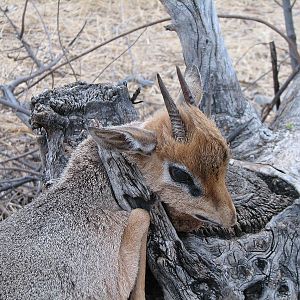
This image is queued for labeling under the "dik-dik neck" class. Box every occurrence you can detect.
[56,137,121,212]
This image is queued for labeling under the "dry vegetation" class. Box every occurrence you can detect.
[0,0,299,218]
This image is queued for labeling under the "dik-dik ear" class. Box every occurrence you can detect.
[89,125,157,155]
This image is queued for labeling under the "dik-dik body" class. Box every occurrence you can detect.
[0,67,236,299]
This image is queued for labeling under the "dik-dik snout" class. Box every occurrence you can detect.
[89,67,237,232]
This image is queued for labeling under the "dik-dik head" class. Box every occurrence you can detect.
[89,67,236,232]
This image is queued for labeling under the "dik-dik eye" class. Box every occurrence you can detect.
[168,165,193,185]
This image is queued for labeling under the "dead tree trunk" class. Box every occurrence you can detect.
[145,1,300,299]
[29,1,300,299]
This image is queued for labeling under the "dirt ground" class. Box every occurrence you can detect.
[0,0,299,217]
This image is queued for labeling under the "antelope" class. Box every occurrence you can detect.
[0,66,236,300]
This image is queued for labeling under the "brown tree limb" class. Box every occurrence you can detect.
[269,41,281,109]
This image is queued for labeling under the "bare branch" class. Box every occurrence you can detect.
[218,14,300,64]
[93,28,147,83]
[0,5,42,68]
[19,0,29,40]
[0,97,30,115]
[242,56,289,92]
[0,167,41,176]
[8,54,63,91]
[0,176,39,193]
[68,19,87,47]
[30,0,54,60]
[274,0,283,7]
[0,149,38,165]
[262,64,300,122]
[0,85,30,125]
[22,18,171,90]
[234,42,268,67]
[291,0,297,8]
[56,0,77,81]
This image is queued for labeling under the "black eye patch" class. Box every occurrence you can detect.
[189,186,203,197]
[168,165,193,185]
[168,165,203,197]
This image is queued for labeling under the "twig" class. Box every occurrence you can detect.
[8,55,63,91]
[0,149,38,164]
[23,18,171,90]
[262,65,300,122]
[68,20,87,47]
[56,0,77,81]
[0,151,39,171]
[269,41,281,109]
[92,28,147,83]
[0,167,41,176]
[242,56,289,92]
[218,14,300,64]
[274,0,283,7]
[22,12,300,91]
[14,21,88,96]
[19,0,29,39]
[130,87,142,104]
[0,176,39,193]
[234,42,268,67]
[0,5,42,68]
[30,0,54,60]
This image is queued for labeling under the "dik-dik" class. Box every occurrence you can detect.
[0,67,236,300]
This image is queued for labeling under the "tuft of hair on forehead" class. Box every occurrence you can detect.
[144,103,229,178]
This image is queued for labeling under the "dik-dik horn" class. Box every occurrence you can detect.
[90,66,237,231]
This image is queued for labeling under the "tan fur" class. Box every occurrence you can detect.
[130,103,236,231]
[0,138,149,300]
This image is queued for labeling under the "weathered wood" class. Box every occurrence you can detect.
[143,0,300,298]
[147,163,299,299]
[31,81,138,183]
[159,0,274,160]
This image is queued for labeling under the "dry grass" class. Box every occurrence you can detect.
[0,0,299,216]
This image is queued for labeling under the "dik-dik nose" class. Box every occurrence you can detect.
[223,205,237,228]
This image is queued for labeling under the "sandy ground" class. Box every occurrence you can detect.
[0,0,299,216]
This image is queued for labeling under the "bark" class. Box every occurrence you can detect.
[30,81,138,183]
[282,0,299,71]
